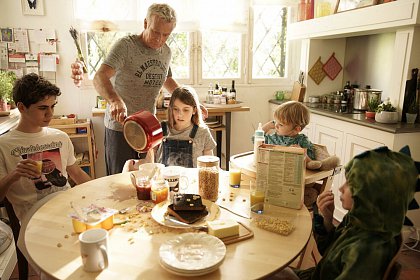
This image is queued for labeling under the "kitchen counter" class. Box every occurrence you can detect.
[0,109,20,135]
[269,100,420,134]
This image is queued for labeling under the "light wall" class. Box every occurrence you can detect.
[1,0,283,177]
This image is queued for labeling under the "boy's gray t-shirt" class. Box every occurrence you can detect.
[103,34,172,131]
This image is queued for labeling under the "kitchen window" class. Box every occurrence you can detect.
[74,0,294,86]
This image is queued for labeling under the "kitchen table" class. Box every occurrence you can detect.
[24,169,312,279]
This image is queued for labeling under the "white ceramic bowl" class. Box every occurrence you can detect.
[130,163,165,187]
[375,111,398,124]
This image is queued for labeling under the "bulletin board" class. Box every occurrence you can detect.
[0,27,59,82]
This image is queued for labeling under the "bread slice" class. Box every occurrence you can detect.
[172,194,206,211]
[167,204,208,224]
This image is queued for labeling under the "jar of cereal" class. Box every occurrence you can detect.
[197,156,219,202]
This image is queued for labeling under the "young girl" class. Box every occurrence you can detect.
[124,86,216,171]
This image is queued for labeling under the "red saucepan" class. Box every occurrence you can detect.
[123,110,163,153]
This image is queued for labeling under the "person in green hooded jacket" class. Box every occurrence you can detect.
[271,146,418,280]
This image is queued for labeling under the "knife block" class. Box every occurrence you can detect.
[291,81,306,102]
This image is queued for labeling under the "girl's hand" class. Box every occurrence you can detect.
[122,159,147,172]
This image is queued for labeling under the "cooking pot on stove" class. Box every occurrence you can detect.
[353,88,382,111]
[123,110,163,153]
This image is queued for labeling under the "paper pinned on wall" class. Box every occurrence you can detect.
[9,29,30,53]
[0,42,8,69]
[39,54,57,72]
[25,53,38,67]
[28,29,57,53]
[9,68,24,78]
[26,67,39,75]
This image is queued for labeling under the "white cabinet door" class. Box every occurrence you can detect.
[344,134,385,164]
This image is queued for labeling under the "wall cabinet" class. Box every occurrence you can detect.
[49,119,96,178]
[289,0,420,116]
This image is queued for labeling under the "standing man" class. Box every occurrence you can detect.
[73,3,179,175]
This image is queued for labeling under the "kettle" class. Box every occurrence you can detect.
[123,110,163,153]
[353,88,382,111]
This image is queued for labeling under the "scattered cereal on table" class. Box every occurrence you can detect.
[82,196,85,199]
[222,198,226,201]
[229,199,233,201]
[57,243,62,248]
[243,199,246,202]
[64,235,69,239]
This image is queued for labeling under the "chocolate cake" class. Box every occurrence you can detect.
[172,194,206,211]
[167,204,208,224]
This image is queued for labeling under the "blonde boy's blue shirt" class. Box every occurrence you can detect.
[264,133,316,160]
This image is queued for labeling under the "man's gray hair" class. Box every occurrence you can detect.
[146,3,177,23]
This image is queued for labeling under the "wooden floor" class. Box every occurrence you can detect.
[8,242,420,279]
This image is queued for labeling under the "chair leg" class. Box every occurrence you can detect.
[16,246,29,280]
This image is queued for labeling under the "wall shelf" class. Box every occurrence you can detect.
[289,0,419,40]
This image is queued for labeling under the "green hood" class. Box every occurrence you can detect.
[345,147,417,236]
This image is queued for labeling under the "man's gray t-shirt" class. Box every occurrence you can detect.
[103,34,172,131]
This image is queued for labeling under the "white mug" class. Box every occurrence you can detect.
[79,228,109,272]
[162,166,189,202]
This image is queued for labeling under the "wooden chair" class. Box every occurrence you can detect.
[3,198,28,280]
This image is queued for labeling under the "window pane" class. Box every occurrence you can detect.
[86,32,129,79]
[252,6,288,79]
[202,31,241,79]
[167,32,190,79]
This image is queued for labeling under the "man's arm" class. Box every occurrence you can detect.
[93,64,127,123]
[66,164,91,185]
[163,76,180,93]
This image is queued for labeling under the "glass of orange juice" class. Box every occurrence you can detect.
[27,152,43,177]
[250,180,265,214]
[229,169,241,188]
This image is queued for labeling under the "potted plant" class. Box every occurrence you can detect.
[406,101,418,124]
[375,98,398,123]
[0,70,16,111]
[366,97,380,118]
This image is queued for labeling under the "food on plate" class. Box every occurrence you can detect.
[207,219,239,239]
[166,198,208,224]
[172,194,206,211]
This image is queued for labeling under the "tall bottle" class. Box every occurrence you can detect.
[228,80,237,104]
[343,81,351,102]
[298,0,306,21]
[253,123,265,166]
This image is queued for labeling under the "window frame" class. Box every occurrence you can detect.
[78,3,298,88]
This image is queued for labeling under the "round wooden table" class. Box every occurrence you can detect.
[24,169,312,279]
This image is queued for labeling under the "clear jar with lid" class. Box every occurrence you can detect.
[197,156,219,202]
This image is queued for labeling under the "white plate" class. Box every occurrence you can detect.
[151,199,220,228]
[159,233,226,271]
[160,259,221,277]
[203,101,243,108]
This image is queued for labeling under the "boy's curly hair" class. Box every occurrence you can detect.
[13,73,61,107]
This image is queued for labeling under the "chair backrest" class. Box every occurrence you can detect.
[3,198,28,280]
[382,234,403,280]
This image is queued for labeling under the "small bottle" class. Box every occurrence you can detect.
[305,0,314,20]
[221,87,227,104]
[253,123,265,166]
[298,0,306,21]
[207,83,214,104]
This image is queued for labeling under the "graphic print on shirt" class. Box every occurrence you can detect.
[134,59,167,87]
[23,147,67,191]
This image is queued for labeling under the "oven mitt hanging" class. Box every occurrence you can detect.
[322,52,342,80]
[308,56,326,85]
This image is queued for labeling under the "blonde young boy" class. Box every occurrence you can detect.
[261,101,326,169]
